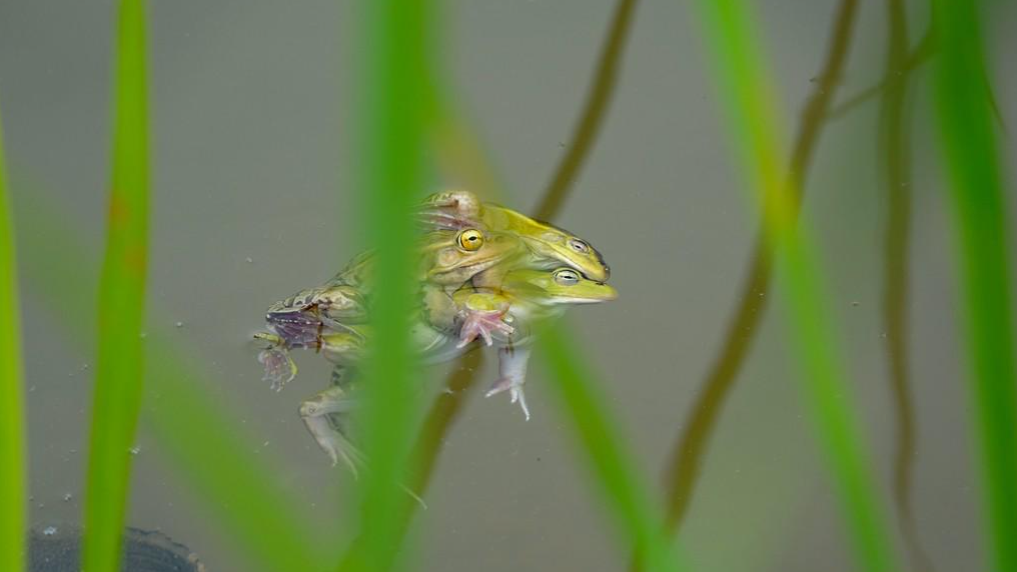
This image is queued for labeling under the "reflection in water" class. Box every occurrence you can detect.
[879,2,933,570]
[658,0,859,535]
[534,0,640,221]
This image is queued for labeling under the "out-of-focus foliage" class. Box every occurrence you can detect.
[688,0,897,569]
[0,105,27,572]
[540,323,684,572]
[342,0,431,571]
[14,187,332,572]
[82,1,152,571]
[1,0,1014,571]
[932,0,1017,569]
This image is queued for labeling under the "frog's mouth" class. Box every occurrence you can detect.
[468,257,505,274]
[553,296,614,304]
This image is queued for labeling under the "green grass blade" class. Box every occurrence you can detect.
[427,95,684,571]
[931,1,1017,569]
[142,345,335,572]
[688,0,897,569]
[82,0,150,570]
[344,1,431,571]
[0,106,27,572]
[12,185,330,572]
[539,323,683,572]
[661,0,858,534]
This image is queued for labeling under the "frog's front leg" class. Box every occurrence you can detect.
[455,291,515,348]
[254,332,298,391]
[485,344,532,420]
[299,371,365,475]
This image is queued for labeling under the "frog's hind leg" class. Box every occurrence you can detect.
[300,367,365,475]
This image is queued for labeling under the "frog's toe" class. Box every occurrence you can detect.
[258,348,297,391]
[300,385,366,476]
[457,310,514,348]
[510,387,531,421]
[485,377,530,421]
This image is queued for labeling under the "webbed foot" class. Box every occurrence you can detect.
[457,308,514,348]
[485,377,530,421]
[258,346,297,391]
[300,385,365,475]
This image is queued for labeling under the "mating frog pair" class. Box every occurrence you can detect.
[254,190,614,471]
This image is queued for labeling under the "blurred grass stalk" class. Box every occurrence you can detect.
[689,1,897,570]
[539,323,684,572]
[931,1,1017,570]
[0,108,27,572]
[346,0,431,570]
[428,86,684,571]
[82,0,150,571]
[16,186,332,572]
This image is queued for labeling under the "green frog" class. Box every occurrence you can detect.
[257,227,521,390]
[453,267,617,419]
[417,189,611,283]
[294,266,616,470]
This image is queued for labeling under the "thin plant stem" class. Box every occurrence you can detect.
[829,28,935,119]
[660,0,858,535]
[689,0,897,568]
[82,1,151,571]
[878,1,934,569]
[0,105,27,572]
[534,0,640,220]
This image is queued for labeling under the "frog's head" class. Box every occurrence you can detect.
[518,225,610,283]
[423,228,521,285]
[504,267,617,305]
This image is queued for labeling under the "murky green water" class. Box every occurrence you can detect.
[3,0,1016,570]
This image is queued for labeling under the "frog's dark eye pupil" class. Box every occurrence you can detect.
[555,269,579,284]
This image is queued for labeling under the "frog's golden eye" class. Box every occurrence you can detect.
[457,229,485,251]
[553,268,581,286]
[568,238,590,254]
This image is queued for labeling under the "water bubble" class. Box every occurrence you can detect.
[43,526,57,536]
[246,257,254,264]
[129,446,141,456]
[175,321,184,328]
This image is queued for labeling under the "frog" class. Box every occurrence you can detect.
[293,266,616,470]
[256,227,521,390]
[453,267,617,419]
[417,189,611,283]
